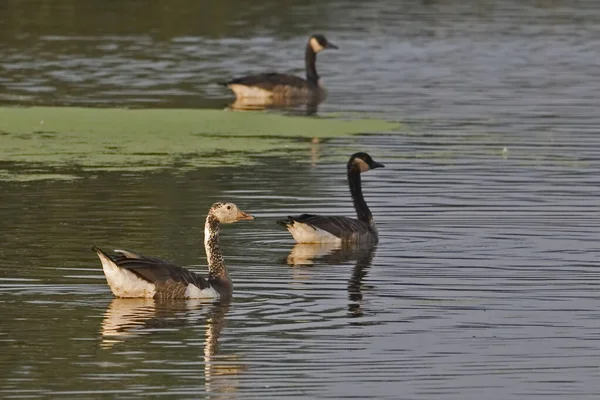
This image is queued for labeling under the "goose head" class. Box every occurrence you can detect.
[309,34,338,53]
[348,152,385,173]
[209,202,254,223]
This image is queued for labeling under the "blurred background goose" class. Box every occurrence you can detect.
[93,202,253,299]
[222,34,338,104]
[278,152,384,243]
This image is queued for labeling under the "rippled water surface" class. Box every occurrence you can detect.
[2,0,600,399]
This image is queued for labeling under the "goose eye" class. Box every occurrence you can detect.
[227,205,231,210]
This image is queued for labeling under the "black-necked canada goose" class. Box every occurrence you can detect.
[278,152,384,243]
[93,202,254,299]
[222,34,338,101]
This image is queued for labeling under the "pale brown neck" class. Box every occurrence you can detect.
[204,215,230,282]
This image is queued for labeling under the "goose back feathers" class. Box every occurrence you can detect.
[94,247,215,299]
[277,214,374,243]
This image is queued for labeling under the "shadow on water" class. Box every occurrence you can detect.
[346,245,377,318]
[101,298,215,348]
[101,298,243,395]
[283,242,378,318]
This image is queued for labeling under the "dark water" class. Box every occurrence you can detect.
[2,1,600,399]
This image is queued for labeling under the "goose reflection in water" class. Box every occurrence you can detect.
[227,97,320,116]
[100,299,243,396]
[284,242,377,317]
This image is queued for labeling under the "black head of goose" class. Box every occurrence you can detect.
[93,202,254,300]
[277,152,384,243]
[221,34,338,101]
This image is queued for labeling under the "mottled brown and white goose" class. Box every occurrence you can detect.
[222,34,338,101]
[93,202,254,299]
[278,152,384,244]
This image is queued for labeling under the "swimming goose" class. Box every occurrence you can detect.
[278,152,384,243]
[93,202,254,299]
[222,34,338,101]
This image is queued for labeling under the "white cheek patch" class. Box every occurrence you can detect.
[309,37,325,53]
[353,158,370,173]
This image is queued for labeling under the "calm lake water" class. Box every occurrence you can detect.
[2,0,600,398]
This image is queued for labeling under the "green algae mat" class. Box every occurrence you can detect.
[0,107,399,180]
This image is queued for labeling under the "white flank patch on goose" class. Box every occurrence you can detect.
[184,284,219,299]
[288,223,342,244]
[229,84,273,99]
[97,253,156,298]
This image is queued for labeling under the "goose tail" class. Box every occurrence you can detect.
[277,216,295,227]
[92,246,115,265]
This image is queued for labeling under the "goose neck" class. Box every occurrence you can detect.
[204,215,230,282]
[347,169,372,223]
[305,43,319,85]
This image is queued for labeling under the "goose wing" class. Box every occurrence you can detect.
[280,214,372,240]
[225,73,310,90]
[96,247,211,293]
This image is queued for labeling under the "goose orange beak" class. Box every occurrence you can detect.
[236,210,254,221]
